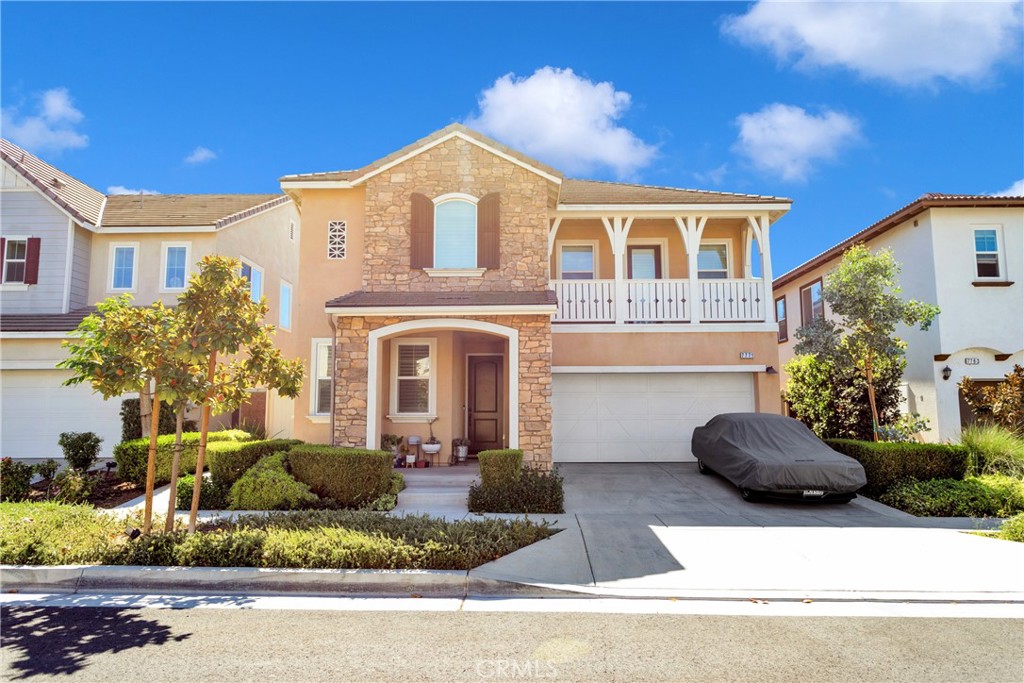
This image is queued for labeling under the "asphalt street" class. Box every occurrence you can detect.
[2,600,1021,682]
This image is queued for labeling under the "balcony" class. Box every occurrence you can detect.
[551,278,765,323]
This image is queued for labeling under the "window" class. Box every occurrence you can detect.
[434,199,477,269]
[328,221,346,259]
[390,339,435,418]
[311,339,332,416]
[161,243,190,291]
[3,239,27,283]
[559,244,596,280]
[279,280,292,331]
[697,243,729,279]
[776,296,788,343]
[240,260,263,301]
[800,279,824,324]
[973,227,1002,279]
[110,244,137,291]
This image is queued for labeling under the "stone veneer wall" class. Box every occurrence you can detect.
[361,136,552,292]
[333,314,553,468]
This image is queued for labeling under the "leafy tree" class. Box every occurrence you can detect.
[176,256,304,532]
[961,365,1024,434]
[794,245,938,440]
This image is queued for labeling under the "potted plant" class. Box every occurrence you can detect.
[422,418,442,458]
[452,438,470,464]
[400,443,415,468]
[381,433,403,458]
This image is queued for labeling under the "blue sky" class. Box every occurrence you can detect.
[2,2,1021,274]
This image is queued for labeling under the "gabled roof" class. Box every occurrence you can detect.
[558,179,789,206]
[0,138,106,226]
[101,194,286,228]
[773,193,1024,289]
[280,123,564,186]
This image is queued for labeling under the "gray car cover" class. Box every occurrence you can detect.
[692,413,867,493]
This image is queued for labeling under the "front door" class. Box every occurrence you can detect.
[627,245,663,279]
[468,355,503,454]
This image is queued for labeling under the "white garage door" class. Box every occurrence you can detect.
[1,370,123,462]
[552,372,755,462]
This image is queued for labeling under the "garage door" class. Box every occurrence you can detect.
[552,372,755,462]
[1,370,123,462]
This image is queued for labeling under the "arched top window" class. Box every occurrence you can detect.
[434,198,478,269]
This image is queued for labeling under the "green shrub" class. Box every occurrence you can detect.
[288,446,392,507]
[175,474,228,511]
[997,513,1024,543]
[207,439,303,488]
[0,502,124,565]
[389,472,405,496]
[825,439,969,495]
[52,469,92,504]
[961,423,1024,477]
[1,458,34,502]
[228,453,317,511]
[120,398,197,442]
[879,475,1024,518]
[113,430,251,485]
[469,467,565,514]
[58,432,103,472]
[478,449,523,487]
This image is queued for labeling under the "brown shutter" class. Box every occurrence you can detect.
[0,238,5,279]
[410,193,434,269]
[477,192,500,269]
[24,237,41,285]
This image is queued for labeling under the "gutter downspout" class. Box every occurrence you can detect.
[327,313,337,447]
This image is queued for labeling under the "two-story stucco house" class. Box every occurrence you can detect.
[774,193,1024,443]
[0,139,299,462]
[280,124,789,466]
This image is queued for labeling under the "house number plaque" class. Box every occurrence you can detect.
[964,358,981,366]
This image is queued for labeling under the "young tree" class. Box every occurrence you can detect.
[961,365,1024,434]
[176,256,304,532]
[794,245,938,440]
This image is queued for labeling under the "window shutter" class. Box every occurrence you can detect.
[410,193,434,269]
[477,192,500,269]
[1,238,5,277]
[24,237,41,285]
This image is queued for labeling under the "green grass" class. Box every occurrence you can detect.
[961,424,1024,477]
[0,502,556,570]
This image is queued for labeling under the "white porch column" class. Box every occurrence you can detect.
[603,216,629,324]
[743,226,754,279]
[758,215,773,323]
[683,216,707,323]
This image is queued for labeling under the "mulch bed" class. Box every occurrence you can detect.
[29,471,144,509]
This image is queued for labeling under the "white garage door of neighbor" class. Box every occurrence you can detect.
[0,370,123,462]
[552,372,756,462]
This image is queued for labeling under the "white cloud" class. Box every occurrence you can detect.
[107,185,161,195]
[993,179,1024,196]
[733,103,861,182]
[184,146,217,164]
[464,67,657,179]
[722,1,1023,86]
[0,87,88,154]
[694,163,729,186]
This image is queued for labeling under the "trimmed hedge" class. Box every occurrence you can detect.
[113,430,251,485]
[879,475,1024,518]
[175,474,228,511]
[207,439,303,488]
[998,513,1024,543]
[478,449,523,488]
[825,439,969,495]
[288,446,392,507]
[228,453,317,511]
[469,467,565,514]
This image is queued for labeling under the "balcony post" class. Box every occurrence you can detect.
[682,215,707,323]
[606,216,628,324]
[759,215,773,323]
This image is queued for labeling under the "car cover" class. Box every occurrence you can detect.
[692,413,867,493]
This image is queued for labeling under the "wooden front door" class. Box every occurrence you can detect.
[468,355,503,454]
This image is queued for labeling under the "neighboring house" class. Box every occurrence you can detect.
[774,193,1024,443]
[280,124,789,466]
[0,139,299,463]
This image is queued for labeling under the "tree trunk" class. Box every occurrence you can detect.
[865,351,880,442]
[188,352,218,533]
[142,386,161,534]
[165,405,185,532]
[139,383,153,438]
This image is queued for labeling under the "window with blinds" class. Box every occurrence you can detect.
[396,343,431,414]
[433,200,477,269]
[314,341,333,415]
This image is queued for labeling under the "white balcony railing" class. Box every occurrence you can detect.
[551,278,765,323]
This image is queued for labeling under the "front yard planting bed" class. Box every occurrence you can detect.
[0,502,556,570]
[879,475,1024,518]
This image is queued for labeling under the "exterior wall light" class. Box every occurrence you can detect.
[942,366,952,381]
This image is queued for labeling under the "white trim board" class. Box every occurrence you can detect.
[552,322,779,334]
[552,365,767,374]
[327,305,556,316]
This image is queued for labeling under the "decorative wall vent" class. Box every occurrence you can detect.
[328,220,347,259]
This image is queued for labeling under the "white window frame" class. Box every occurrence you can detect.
[108,242,139,292]
[433,193,478,270]
[557,240,600,280]
[159,241,191,293]
[279,279,292,331]
[972,225,1005,280]
[696,240,732,279]
[309,338,333,419]
[328,220,346,259]
[388,337,437,422]
[239,258,264,301]
[625,237,670,280]
[2,235,29,286]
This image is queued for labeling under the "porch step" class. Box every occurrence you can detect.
[395,491,468,508]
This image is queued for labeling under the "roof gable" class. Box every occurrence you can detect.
[0,138,105,226]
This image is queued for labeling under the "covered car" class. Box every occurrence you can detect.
[692,413,867,502]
